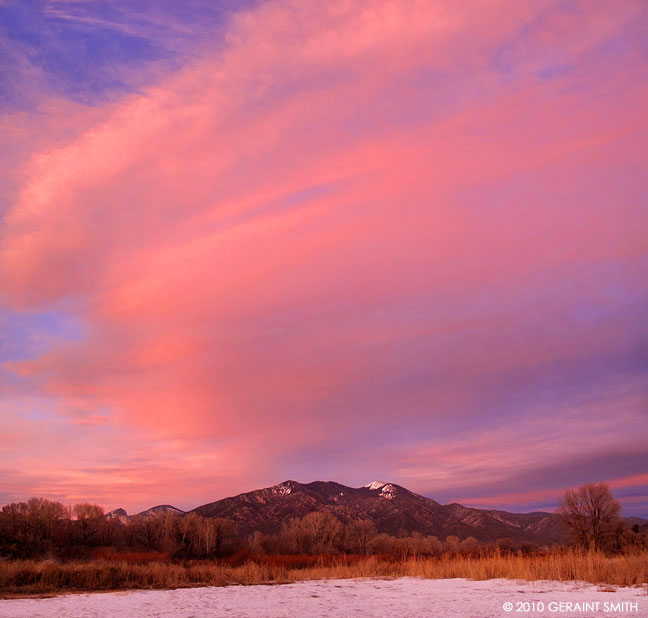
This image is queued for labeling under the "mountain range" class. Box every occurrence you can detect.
[108,480,574,544]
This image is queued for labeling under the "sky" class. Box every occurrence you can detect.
[0,0,647,517]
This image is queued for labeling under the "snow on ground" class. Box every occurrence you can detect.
[0,578,646,618]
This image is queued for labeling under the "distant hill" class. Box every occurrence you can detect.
[191,480,567,544]
[108,480,644,544]
[133,505,185,518]
[105,507,129,525]
[106,504,185,522]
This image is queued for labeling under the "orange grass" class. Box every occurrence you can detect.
[1,549,646,597]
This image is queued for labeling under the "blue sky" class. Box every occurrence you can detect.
[0,0,262,109]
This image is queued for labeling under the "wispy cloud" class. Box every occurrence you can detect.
[0,0,646,514]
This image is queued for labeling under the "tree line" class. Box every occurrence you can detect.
[0,484,645,561]
[0,501,486,560]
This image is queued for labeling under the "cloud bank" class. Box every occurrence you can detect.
[1,0,647,514]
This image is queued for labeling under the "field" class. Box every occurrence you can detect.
[0,577,646,618]
[1,550,647,597]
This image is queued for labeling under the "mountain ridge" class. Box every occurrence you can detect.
[190,479,565,543]
[106,480,647,544]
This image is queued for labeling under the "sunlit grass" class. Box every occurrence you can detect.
[1,549,646,597]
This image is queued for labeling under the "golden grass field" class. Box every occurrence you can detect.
[1,549,647,597]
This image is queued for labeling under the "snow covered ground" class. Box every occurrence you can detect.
[0,577,646,618]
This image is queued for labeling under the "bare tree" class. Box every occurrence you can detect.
[73,503,105,546]
[346,519,377,555]
[196,517,234,557]
[460,536,479,554]
[369,532,397,556]
[0,498,70,557]
[557,483,621,550]
[283,512,343,554]
[445,535,460,554]
[423,536,444,556]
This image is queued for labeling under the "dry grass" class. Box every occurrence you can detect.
[1,550,646,597]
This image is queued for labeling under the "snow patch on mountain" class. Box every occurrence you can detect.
[105,508,129,525]
[364,481,397,498]
[273,481,297,496]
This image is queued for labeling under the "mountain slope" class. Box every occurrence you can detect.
[105,505,184,522]
[134,505,185,518]
[192,480,566,544]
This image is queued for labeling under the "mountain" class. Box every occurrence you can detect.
[105,508,129,525]
[134,505,185,518]
[192,480,567,544]
[106,505,184,523]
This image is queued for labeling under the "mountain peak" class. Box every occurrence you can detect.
[106,509,128,524]
[364,481,399,499]
[135,504,185,518]
[106,507,127,517]
[364,480,389,490]
[272,480,300,496]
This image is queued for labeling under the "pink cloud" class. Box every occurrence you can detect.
[1,0,646,511]
[460,472,648,513]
